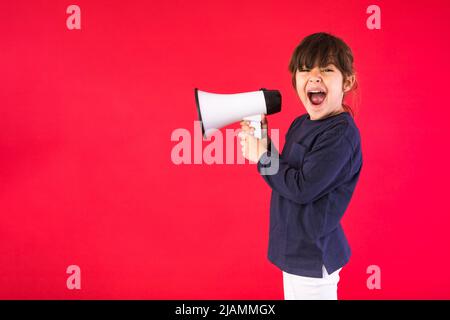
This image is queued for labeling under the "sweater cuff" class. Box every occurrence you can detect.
[257,151,273,175]
[257,138,279,175]
[258,151,272,165]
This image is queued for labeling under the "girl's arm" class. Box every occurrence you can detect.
[257,122,353,205]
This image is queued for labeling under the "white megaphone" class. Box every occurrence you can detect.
[194,88,282,139]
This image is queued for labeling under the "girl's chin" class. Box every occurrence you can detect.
[308,102,326,112]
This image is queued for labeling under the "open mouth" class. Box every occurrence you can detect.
[307,90,327,106]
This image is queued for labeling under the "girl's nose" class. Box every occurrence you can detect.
[309,77,322,83]
[308,68,322,82]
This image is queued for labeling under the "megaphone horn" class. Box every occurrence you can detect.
[194,88,282,139]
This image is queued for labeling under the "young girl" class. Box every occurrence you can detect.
[239,32,363,300]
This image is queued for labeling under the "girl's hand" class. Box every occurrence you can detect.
[238,115,268,163]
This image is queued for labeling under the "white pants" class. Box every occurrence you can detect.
[283,265,342,300]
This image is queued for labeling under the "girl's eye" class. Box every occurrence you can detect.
[323,68,333,72]
[298,69,309,72]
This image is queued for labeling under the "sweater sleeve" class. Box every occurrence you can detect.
[257,122,352,205]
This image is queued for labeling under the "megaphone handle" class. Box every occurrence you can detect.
[248,120,262,139]
[243,114,263,139]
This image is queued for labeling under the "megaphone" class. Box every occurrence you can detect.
[194,88,282,139]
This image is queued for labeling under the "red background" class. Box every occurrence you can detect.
[1,0,449,299]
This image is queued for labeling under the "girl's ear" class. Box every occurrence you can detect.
[343,75,356,93]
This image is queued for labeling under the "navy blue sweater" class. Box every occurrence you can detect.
[257,111,363,278]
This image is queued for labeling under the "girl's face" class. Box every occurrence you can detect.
[295,63,355,120]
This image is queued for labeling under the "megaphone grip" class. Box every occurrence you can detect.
[243,114,263,139]
[249,120,262,139]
